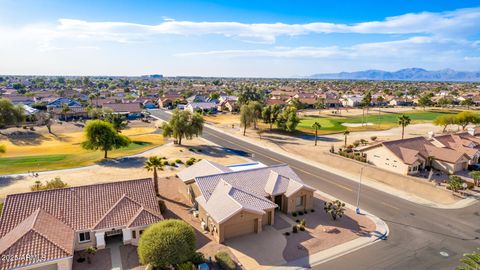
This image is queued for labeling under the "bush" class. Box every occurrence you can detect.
[295,219,300,223]
[215,251,236,270]
[311,209,315,213]
[138,220,196,269]
[175,159,183,164]
[299,226,305,231]
[299,219,306,227]
[292,212,297,217]
[303,210,307,214]
[298,211,304,216]
[292,225,298,233]
[170,161,176,166]
[284,232,290,236]
[177,261,194,270]
[163,161,169,166]
[30,177,69,191]
[191,252,205,265]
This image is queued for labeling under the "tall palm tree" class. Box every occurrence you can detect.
[144,156,163,196]
[343,130,350,147]
[398,115,411,139]
[312,122,321,146]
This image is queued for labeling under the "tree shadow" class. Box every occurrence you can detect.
[97,156,147,168]
[0,175,25,188]
[2,131,51,146]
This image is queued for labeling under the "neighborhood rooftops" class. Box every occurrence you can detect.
[177,159,232,183]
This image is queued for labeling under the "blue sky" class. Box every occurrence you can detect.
[0,0,479,77]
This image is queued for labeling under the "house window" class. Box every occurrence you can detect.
[79,232,91,243]
[132,230,136,239]
[295,196,304,207]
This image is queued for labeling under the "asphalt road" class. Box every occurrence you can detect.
[150,110,480,270]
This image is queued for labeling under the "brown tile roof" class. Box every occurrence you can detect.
[103,103,142,113]
[0,209,74,270]
[0,179,162,237]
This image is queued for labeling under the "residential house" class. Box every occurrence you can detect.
[430,129,480,165]
[50,107,89,121]
[0,179,163,270]
[176,161,315,243]
[46,98,82,109]
[157,92,184,109]
[185,102,217,113]
[217,96,239,112]
[359,137,470,175]
[341,95,364,107]
[103,103,143,119]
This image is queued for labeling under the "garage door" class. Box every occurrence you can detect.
[224,219,256,240]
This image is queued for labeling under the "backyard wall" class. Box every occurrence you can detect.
[321,152,458,204]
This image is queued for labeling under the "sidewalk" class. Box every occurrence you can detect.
[205,123,478,209]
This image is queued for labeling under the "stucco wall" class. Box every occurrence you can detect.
[286,189,314,213]
[74,231,96,251]
[219,210,261,243]
[363,146,414,175]
[322,152,458,204]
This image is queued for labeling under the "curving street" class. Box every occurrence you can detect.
[150,109,480,270]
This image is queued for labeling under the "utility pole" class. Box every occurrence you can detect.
[356,166,365,214]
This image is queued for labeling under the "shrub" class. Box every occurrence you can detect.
[163,161,169,166]
[30,177,69,191]
[292,225,298,233]
[138,220,196,269]
[170,161,176,166]
[175,159,183,164]
[295,219,300,223]
[299,226,305,231]
[191,252,205,265]
[284,232,290,236]
[177,261,194,270]
[370,136,377,141]
[298,211,304,216]
[311,209,315,213]
[292,212,297,217]
[215,251,236,270]
[299,219,306,227]
[303,210,308,214]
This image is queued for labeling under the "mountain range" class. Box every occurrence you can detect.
[308,68,480,82]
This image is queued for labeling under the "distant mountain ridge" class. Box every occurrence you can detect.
[309,68,480,82]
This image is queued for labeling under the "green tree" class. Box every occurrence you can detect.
[144,156,164,195]
[81,120,131,158]
[398,114,411,139]
[433,115,456,133]
[290,97,304,110]
[105,113,128,132]
[324,200,345,221]
[460,98,474,110]
[312,122,321,146]
[455,248,480,270]
[276,106,300,132]
[248,101,263,129]
[343,130,350,147]
[240,104,254,136]
[161,109,204,145]
[237,85,264,105]
[261,104,281,130]
[0,144,5,154]
[138,220,196,269]
[448,175,463,193]
[0,98,25,128]
[455,111,479,130]
[417,94,432,110]
[468,171,480,187]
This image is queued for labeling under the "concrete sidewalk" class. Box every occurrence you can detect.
[204,123,478,209]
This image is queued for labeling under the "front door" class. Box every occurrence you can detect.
[274,195,283,210]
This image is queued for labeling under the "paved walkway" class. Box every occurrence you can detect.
[108,239,124,270]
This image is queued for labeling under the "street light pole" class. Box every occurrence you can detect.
[356,166,365,214]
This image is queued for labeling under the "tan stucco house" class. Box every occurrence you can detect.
[360,136,470,175]
[0,179,163,270]
[177,161,315,243]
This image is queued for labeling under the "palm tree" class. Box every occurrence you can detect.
[312,122,321,146]
[343,130,350,147]
[144,156,164,196]
[455,248,479,270]
[398,115,411,139]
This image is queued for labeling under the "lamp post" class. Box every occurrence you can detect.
[356,166,365,214]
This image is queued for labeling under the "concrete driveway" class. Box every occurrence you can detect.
[225,226,287,270]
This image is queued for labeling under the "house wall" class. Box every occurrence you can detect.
[177,178,200,203]
[19,257,72,270]
[363,147,416,175]
[286,189,314,213]
[74,231,96,251]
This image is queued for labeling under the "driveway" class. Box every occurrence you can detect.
[225,226,287,270]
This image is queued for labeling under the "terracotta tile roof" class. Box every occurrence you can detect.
[0,208,74,270]
[0,179,162,236]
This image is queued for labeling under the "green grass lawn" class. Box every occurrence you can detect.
[298,110,458,134]
[0,141,154,175]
